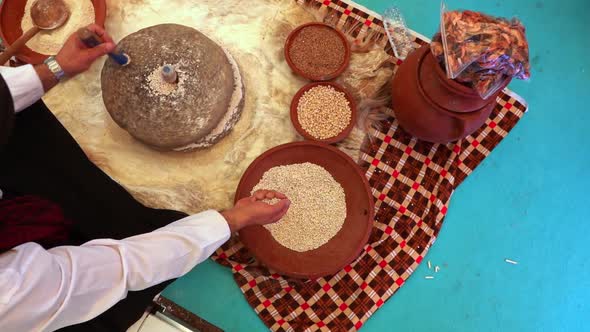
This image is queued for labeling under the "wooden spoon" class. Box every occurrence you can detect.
[0,0,70,65]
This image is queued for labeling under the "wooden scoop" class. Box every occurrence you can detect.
[0,0,70,65]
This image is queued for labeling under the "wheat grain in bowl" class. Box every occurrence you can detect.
[297,85,352,140]
[252,162,347,252]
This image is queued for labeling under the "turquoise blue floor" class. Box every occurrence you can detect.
[164,1,590,331]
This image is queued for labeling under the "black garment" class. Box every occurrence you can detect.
[0,75,186,331]
[0,73,15,147]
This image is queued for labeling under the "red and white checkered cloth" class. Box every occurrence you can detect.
[214,1,529,331]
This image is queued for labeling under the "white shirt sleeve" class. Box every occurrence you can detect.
[0,65,44,113]
[0,210,231,332]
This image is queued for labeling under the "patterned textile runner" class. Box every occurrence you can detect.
[214,0,528,331]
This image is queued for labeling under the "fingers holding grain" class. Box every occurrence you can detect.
[252,189,287,201]
[252,163,347,252]
[253,190,271,200]
[262,199,291,224]
[266,191,287,199]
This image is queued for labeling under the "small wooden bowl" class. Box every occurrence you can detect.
[236,141,374,279]
[284,22,351,81]
[0,0,107,64]
[290,81,357,144]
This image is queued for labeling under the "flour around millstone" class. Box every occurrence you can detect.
[173,46,244,151]
[146,63,187,99]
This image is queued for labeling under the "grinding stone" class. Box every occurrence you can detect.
[101,24,244,150]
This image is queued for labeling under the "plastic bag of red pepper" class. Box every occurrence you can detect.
[430,2,531,99]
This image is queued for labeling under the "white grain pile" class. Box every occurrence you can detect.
[146,65,186,98]
[297,85,352,139]
[22,0,95,55]
[253,163,347,252]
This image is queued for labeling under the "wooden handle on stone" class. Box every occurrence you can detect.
[0,26,41,65]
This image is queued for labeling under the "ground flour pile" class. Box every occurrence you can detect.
[146,64,186,98]
[252,163,347,252]
[22,0,95,54]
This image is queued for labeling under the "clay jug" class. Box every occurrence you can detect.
[391,44,510,143]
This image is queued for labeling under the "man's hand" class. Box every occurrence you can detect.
[35,24,116,92]
[55,24,116,77]
[221,190,291,233]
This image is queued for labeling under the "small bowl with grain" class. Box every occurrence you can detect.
[284,22,351,81]
[290,81,357,144]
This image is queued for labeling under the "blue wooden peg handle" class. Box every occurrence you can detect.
[77,27,130,66]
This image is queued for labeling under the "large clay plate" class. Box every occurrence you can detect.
[236,141,374,279]
[0,0,106,64]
